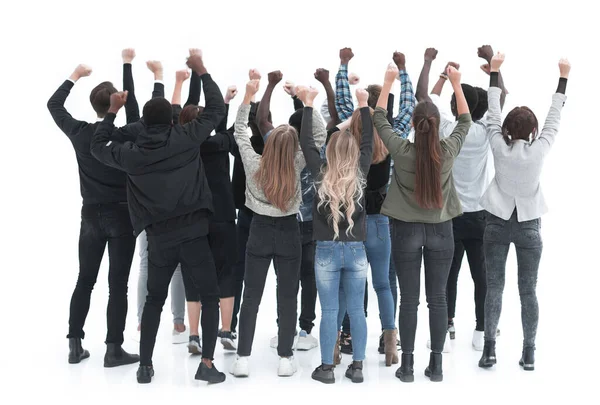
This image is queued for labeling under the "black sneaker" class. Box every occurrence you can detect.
[340,332,353,355]
[137,365,154,384]
[479,340,497,368]
[345,361,364,383]
[188,335,202,355]
[195,362,226,384]
[220,331,237,351]
[519,346,535,371]
[312,364,335,384]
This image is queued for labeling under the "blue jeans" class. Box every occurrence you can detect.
[316,241,368,364]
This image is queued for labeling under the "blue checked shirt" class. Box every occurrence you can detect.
[335,64,354,121]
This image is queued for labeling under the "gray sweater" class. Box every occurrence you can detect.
[233,104,326,217]
[480,87,566,222]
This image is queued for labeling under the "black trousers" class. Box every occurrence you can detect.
[209,220,237,298]
[231,209,253,333]
[391,219,454,354]
[67,203,136,345]
[446,211,487,331]
[140,234,220,366]
[237,214,301,357]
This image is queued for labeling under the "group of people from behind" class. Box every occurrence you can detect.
[47,44,570,385]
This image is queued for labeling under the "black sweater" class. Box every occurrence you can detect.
[301,106,374,242]
[47,80,129,205]
[90,73,225,236]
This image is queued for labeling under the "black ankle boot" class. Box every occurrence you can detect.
[424,352,443,382]
[478,339,497,368]
[395,353,414,382]
[137,365,154,384]
[312,364,335,384]
[104,343,140,368]
[345,361,364,383]
[519,346,535,371]
[195,362,226,383]
[68,338,90,364]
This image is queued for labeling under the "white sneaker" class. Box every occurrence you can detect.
[296,330,318,351]
[230,356,250,377]
[427,331,452,353]
[172,328,188,345]
[270,332,298,349]
[472,330,485,351]
[277,356,297,377]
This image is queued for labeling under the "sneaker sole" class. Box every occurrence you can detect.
[137,370,154,384]
[296,342,317,351]
[345,373,364,383]
[104,357,140,368]
[312,376,335,384]
[519,361,534,371]
[188,345,202,355]
[478,359,496,368]
[221,339,236,351]
[396,373,414,383]
[424,369,443,382]
[68,351,90,364]
[195,373,226,383]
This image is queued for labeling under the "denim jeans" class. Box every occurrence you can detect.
[316,241,368,364]
[237,214,301,358]
[389,222,399,321]
[67,203,136,345]
[446,211,487,331]
[484,210,542,347]
[231,209,253,333]
[391,219,454,354]
[137,230,185,325]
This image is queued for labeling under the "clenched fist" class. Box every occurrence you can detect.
[384,63,399,84]
[186,54,207,75]
[176,69,190,82]
[122,48,136,64]
[225,85,238,103]
[393,51,406,70]
[146,60,163,74]
[356,88,368,107]
[296,85,319,106]
[340,47,354,65]
[268,71,283,86]
[245,79,260,97]
[446,66,461,85]
[477,45,494,63]
[70,64,92,81]
[490,52,505,72]
[249,69,261,80]
[314,68,329,84]
[424,48,438,62]
[189,48,202,57]
[109,91,128,112]
[349,73,360,85]
[283,81,297,97]
[559,58,571,78]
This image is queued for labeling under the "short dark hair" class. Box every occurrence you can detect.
[142,98,173,126]
[90,82,117,117]
[471,87,488,121]
[502,106,538,145]
[179,105,205,125]
[366,84,382,109]
[288,109,303,134]
[451,84,479,118]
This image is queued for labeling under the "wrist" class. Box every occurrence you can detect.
[108,107,120,114]
[560,74,569,79]
[397,65,406,71]
[358,102,368,108]
[304,101,314,108]
[154,72,164,81]
[123,60,133,64]
[69,73,80,82]
[243,94,254,105]
[196,67,208,76]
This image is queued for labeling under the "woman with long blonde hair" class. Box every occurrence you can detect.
[230,79,327,378]
[297,86,373,384]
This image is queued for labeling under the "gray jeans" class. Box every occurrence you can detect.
[137,231,186,325]
[483,211,542,347]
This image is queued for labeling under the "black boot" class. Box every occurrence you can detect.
[378,332,384,354]
[104,343,140,368]
[137,365,154,384]
[395,353,414,383]
[478,339,497,368]
[519,346,535,371]
[312,364,335,384]
[424,352,443,382]
[195,362,226,383]
[345,361,364,383]
[68,338,90,364]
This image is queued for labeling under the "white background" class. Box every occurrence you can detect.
[1,0,597,403]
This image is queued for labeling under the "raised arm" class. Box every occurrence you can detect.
[184,49,203,106]
[256,71,281,136]
[375,64,410,155]
[314,68,340,127]
[284,81,304,110]
[146,61,164,99]
[171,69,191,124]
[355,89,374,174]
[122,49,140,124]
[234,80,262,168]
[47,64,91,138]
[416,48,438,103]
[478,45,508,109]
[335,48,355,121]
[216,86,237,133]
[181,54,225,144]
[441,67,472,157]
[297,86,322,179]
[392,52,416,138]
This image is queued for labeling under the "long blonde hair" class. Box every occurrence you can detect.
[317,130,366,240]
[349,107,388,164]
[254,124,299,212]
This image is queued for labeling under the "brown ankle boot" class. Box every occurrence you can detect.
[384,329,399,366]
[334,331,342,365]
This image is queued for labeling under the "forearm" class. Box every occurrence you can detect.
[358,107,374,173]
[185,71,201,106]
[323,81,340,125]
[299,106,321,178]
[199,73,225,126]
[393,71,416,138]
[123,63,140,124]
[293,96,304,111]
[377,81,393,110]
[431,77,446,96]
[216,103,230,133]
[257,84,275,136]
[172,81,184,105]
[416,60,433,102]
[335,65,354,120]
[556,77,568,95]
[452,81,469,115]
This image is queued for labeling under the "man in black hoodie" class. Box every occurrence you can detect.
[48,64,143,368]
[90,53,226,385]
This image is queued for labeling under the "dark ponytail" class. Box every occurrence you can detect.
[413,102,443,210]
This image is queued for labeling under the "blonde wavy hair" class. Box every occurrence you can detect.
[317,129,366,240]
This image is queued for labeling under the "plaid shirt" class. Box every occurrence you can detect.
[388,70,416,187]
[335,64,354,121]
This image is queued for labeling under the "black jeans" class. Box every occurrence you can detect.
[67,203,136,345]
[275,220,317,334]
[231,209,253,333]
[391,219,454,354]
[237,214,301,357]
[209,220,237,298]
[446,211,487,331]
[140,234,220,366]
[484,210,542,347]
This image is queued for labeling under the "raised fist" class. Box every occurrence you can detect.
[490,52,505,72]
[72,64,92,80]
[245,79,260,97]
[480,63,491,75]
[296,86,319,104]
[424,48,438,62]
[189,48,202,57]
[477,45,494,63]
[176,69,190,82]
[384,63,399,83]
[340,47,354,64]
[109,91,128,110]
[314,68,330,84]
[249,69,261,80]
[225,85,238,103]
[283,81,297,97]
[559,58,571,78]
[122,48,136,64]
[146,60,163,73]
[393,51,406,69]
[268,70,283,86]
[446,61,460,71]
[349,72,360,85]
[186,54,207,75]
[446,66,461,85]
[356,88,368,106]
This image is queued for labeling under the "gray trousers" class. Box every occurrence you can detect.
[137,230,186,325]
[483,210,542,348]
